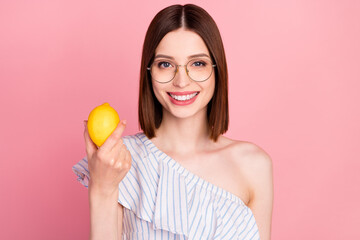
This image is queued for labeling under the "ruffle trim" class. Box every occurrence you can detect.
[72,157,89,188]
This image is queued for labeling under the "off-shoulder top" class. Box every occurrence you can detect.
[72,132,260,240]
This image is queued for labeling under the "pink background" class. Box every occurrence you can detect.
[1,0,359,239]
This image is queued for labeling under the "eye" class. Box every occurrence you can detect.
[157,61,173,69]
[191,61,207,67]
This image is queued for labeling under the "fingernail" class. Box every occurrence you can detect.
[84,121,86,127]
[122,119,127,125]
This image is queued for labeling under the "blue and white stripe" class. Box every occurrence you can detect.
[72,132,260,240]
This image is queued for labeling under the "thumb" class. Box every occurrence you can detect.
[83,120,97,158]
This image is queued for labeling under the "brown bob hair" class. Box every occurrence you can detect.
[138,4,229,141]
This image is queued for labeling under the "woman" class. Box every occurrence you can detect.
[73,4,273,240]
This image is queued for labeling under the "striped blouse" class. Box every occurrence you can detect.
[73,132,260,240]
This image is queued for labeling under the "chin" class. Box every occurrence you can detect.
[165,105,207,120]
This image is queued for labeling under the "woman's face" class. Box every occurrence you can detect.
[151,28,215,120]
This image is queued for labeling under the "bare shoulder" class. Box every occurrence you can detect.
[218,136,273,198]
[218,136,274,239]
[219,135,273,172]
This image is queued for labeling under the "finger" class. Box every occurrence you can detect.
[116,147,127,166]
[83,120,97,158]
[100,120,127,152]
[114,146,131,170]
[108,139,127,166]
[125,149,132,164]
[124,150,132,170]
[117,142,128,155]
[113,135,127,152]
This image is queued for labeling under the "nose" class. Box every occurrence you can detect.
[172,65,191,88]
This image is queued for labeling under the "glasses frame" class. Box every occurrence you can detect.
[147,58,217,84]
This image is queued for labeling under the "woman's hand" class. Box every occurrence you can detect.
[84,120,132,196]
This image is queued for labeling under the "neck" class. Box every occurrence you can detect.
[153,108,211,154]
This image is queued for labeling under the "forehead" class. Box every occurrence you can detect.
[155,29,210,59]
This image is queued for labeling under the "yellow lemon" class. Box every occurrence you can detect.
[87,103,120,147]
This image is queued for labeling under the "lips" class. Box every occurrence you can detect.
[167,91,200,105]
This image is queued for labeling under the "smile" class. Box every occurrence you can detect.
[168,92,199,101]
[167,91,200,106]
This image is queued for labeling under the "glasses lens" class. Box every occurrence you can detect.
[150,60,176,83]
[187,58,214,82]
[149,58,214,83]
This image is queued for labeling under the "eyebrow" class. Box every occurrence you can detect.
[154,53,211,60]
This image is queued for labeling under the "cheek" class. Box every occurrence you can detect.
[205,77,216,98]
[152,82,166,103]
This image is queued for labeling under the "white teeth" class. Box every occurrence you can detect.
[170,92,198,101]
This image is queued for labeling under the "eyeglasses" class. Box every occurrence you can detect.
[147,58,216,83]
